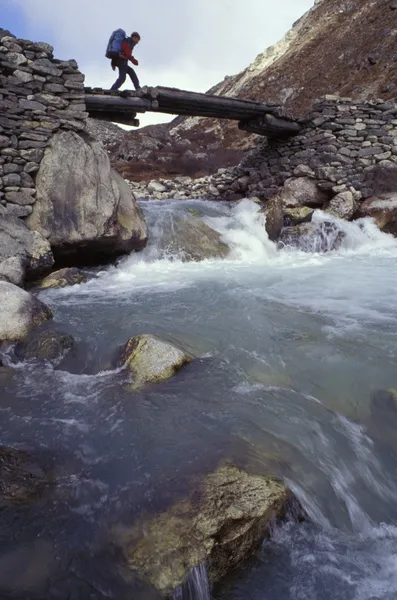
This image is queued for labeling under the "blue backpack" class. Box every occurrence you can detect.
[105,28,126,59]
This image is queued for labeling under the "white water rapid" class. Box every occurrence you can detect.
[2,199,397,600]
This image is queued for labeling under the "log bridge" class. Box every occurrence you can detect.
[84,86,302,138]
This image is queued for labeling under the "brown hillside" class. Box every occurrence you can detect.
[110,0,397,181]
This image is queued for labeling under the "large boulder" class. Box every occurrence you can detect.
[356,194,397,235]
[118,334,193,387]
[279,221,344,253]
[0,217,53,286]
[39,267,87,289]
[0,281,52,342]
[26,131,148,264]
[279,177,328,208]
[123,463,296,596]
[158,215,230,261]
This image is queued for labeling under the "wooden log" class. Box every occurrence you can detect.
[239,114,301,137]
[154,88,280,112]
[139,86,159,99]
[88,111,140,127]
[85,94,152,114]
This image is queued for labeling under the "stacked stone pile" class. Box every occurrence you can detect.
[128,96,397,207]
[0,30,88,219]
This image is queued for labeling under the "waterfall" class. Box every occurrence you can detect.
[172,564,211,600]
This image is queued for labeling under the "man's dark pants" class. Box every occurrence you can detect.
[111,58,140,90]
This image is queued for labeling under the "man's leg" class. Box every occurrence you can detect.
[110,61,128,90]
[126,66,140,90]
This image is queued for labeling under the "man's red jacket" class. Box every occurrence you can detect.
[120,39,139,66]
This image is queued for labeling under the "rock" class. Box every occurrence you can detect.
[0,446,48,506]
[261,196,284,241]
[5,203,32,218]
[123,463,296,596]
[356,194,397,235]
[293,164,315,178]
[284,206,314,224]
[39,267,87,289]
[279,177,328,208]
[371,388,397,418]
[0,217,53,286]
[118,334,193,387]
[279,221,345,253]
[159,216,230,261]
[148,181,167,194]
[326,191,356,220]
[26,131,148,264]
[0,281,52,342]
[14,322,74,362]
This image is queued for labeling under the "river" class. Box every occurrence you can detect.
[1,199,397,599]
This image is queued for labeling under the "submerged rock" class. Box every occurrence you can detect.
[26,130,148,265]
[356,194,397,236]
[279,221,344,253]
[14,322,74,362]
[118,334,193,387]
[279,177,328,209]
[122,463,297,596]
[0,446,48,505]
[39,267,87,289]
[160,215,229,261]
[0,281,52,342]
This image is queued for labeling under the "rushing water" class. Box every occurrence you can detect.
[1,199,397,599]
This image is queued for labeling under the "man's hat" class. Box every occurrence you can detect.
[131,32,141,39]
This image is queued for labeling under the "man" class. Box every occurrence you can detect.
[111,32,141,91]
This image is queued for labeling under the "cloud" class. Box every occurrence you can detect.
[12,0,314,126]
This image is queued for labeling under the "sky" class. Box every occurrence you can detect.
[1,0,314,127]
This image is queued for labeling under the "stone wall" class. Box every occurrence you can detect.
[129,96,397,207]
[0,30,87,219]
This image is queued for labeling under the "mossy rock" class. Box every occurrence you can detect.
[284,206,314,225]
[39,267,87,289]
[14,322,75,362]
[118,334,193,388]
[0,446,48,506]
[120,463,297,596]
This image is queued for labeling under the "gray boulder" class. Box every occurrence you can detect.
[26,131,148,264]
[118,334,193,387]
[0,217,53,286]
[280,177,328,208]
[0,281,52,342]
[327,191,356,220]
[356,194,397,235]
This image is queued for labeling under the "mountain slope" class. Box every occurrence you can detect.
[110,0,397,180]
